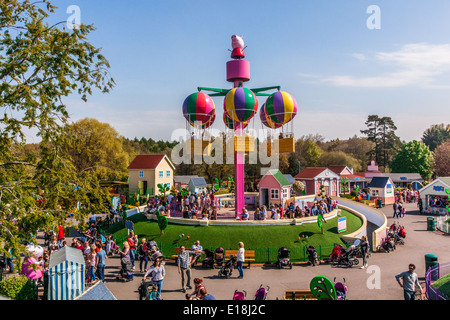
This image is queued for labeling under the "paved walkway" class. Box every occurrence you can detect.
[95,202,450,300]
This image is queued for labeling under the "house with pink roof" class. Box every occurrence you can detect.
[294,167,340,196]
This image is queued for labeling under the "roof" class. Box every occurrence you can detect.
[75,281,117,300]
[439,177,450,186]
[49,246,85,269]
[189,177,207,187]
[382,173,424,182]
[328,165,352,175]
[127,154,175,170]
[268,169,291,186]
[294,167,327,179]
[419,177,450,193]
[283,174,296,184]
[368,177,392,188]
[174,175,198,185]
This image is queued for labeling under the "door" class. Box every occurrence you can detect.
[261,188,269,207]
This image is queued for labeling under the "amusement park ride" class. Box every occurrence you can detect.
[182,35,298,216]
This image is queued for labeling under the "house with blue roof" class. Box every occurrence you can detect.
[188,177,208,194]
[368,176,396,205]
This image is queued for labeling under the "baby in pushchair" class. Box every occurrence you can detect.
[218,255,237,278]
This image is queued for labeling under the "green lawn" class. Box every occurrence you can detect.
[432,273,450,298]
[106,209,363,263]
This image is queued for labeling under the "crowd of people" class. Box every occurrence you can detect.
[144,190,219,220]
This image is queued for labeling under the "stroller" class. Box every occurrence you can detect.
[138,279,161,300]
[338,245,359,267]
[277,247,292,269]
[307,245,319,266]
[202,249,215,269]
[117,258,134,282]
[218,255,237,278]
[254,285,270,300]
[214,247,225,268]
[333,278,348,300]
[233,289,247,300]
[329,245,344,264]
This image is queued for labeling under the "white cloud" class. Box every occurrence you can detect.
[304,43,450,88]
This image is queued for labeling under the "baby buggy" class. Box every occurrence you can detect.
[214,247,224,268]
[218,255,236,278]
[329,245,344,264]
[138,279,161,300]
[233,289,247,300]
[337,245,359,267]
[277,247,292,269]
[334,278,348,300]
[254,285,270,300]
[117,258,134,282]
[307,245,319,266]
[202,249,215,269]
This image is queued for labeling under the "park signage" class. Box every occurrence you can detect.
[338,217,347,233]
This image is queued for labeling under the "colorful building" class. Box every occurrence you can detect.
[127,154,175,196]
[294,167,340,197]
[258,169,292,207]
[367,176,396,205]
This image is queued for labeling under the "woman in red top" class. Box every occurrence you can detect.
[57,225,65,248]
[187,278,207,300]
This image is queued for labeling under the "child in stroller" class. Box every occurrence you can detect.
[329,244,344,264]
[218,255,237,278]
[277,247,292,269]
[138,279,161,300]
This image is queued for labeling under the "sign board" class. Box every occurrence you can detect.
[338,217,347,233]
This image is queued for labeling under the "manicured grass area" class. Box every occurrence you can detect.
[432,273,450,298]
[106,209,363,263]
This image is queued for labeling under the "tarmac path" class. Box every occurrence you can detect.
[98,202,450,301]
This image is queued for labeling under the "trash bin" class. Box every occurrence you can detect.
[427,216,435,231]
[425,254,439,281]
[377,199,383,208]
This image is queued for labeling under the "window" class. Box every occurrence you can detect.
[166,170,170,177]
[139,171,144,178]
[159,171,163,178]
[282,188,288,198]
[271,189,279,199]
[166,183,170,188]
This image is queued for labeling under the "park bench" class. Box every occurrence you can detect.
[171,247,204,263]
[224,250,255,269]
[283,290,317,300]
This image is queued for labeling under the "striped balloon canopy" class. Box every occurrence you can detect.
[182,92,216,127]
[224,112,248,130]
[259,104,282,129]
[223,87,258,123]
[264,91,297,125]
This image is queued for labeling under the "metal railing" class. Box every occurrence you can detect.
[425,262,450,300]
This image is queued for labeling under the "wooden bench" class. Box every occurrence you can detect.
[171,247,203,262]
[224,250,255,269]
[283,290,317,300]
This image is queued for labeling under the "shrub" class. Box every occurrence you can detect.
[0,275,37,300]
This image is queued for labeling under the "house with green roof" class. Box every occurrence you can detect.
[258,169,292,208]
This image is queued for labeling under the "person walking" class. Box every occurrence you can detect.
[127,231,138,270]
[96,243,106,282]
[236,242,245,279]
[177,245,192,293]
[144,258,165,298]
[395,264,424,300]
[57,224,65,248]
[138,238,149,273]
[359,236,369,269]
[393,201,398,218]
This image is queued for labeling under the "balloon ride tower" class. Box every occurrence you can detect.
[182,35,297,217]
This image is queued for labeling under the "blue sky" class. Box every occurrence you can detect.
[40,0,450,143]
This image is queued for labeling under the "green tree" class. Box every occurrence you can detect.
[390,141,434,180]
[361,115,401,171]
[64,118,130,181]
[0,0,114,260]
[421,124,450,152]
[433,141,450,177]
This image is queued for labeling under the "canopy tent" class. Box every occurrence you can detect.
[48,246,85,300]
